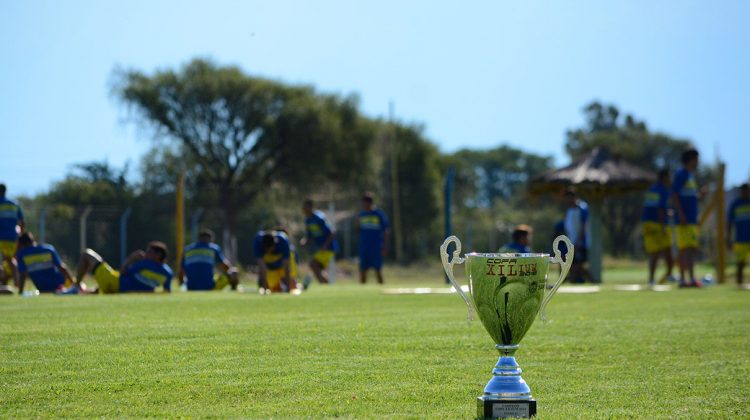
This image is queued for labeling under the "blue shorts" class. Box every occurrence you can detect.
[359,248,383,270]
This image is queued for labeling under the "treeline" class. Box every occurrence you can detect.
[16,59,708,267]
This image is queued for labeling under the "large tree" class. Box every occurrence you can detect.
[115,59,373,244]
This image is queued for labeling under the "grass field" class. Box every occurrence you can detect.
[1,262,749,418]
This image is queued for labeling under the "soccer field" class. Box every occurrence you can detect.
[1,272,749,418]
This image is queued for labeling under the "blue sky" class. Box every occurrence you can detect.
[1,0,749,198]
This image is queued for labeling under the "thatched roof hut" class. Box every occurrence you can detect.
[529,147,656,283]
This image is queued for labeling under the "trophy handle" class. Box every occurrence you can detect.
[440,235,474,322]
[539,235,574,321]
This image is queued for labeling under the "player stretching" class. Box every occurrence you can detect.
[728,183,750,287]
[16,232,77,294]
[74,241,173,293]
[0,184,24,292]
[301,199,337,284]
[179,229,238,291]
[254,230,298,294]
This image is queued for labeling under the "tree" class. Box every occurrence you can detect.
[382,124,442,260]
[115,58,374,246]
[450,146,553,208]
[566,102,693,171]
[38,161,135,263]
[441,146,555,252]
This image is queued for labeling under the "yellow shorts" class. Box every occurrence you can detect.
[94,263,120,294]
[735,243,750,263]
[642,222,672,254]
[0,240,16,259]
[675,224,699,250]
[213,272,230,290]
[266,268,286,292]
[313,250,334,269]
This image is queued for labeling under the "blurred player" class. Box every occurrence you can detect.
[355,193,390,284]
[179,229,238,291]
[74,241,173,293]
[499,225,532,254]
[0,183,25,291]
[563,188,593,283]
[254,230,297,294]
[301,199,337,284]
[671,149,701,288]
[641,169,675,285]
[728,183,750,286]
[16,232,76,294]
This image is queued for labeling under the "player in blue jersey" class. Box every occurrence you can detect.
[728,183,750,286]
[0,184,25,291]
[16,232,75,294]
[640,170,675,285]
[563,189,592,283]
[179,229,238,291]
[356,193,390,284]
[301,199,337,284]
[74,241,173,293]
[671,149,701,288]
[253,230,298,294]
[499,225,532,254]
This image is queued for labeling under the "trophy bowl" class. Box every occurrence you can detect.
[440,235,573,419]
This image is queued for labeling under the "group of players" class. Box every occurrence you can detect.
[641,149,750,287]
[484,148,750,288]
[4,150,748,294]
[0,187,390,295]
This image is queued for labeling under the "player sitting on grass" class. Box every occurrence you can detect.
[728,183,750,287]
[73,241,173,294]
[16,232,77,294]
[301,199,337,284]
[499,225,533,254]
[179,229,238,291]
[254,230,298,294]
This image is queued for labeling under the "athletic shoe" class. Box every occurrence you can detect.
[302,275,312,290]
[691,279,702,288]
[58,284,80,295]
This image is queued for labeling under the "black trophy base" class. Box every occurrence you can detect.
[477,397,536,419]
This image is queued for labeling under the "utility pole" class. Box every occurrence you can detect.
[389,101,404,263]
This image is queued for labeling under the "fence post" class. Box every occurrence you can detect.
[120,207,132,266]
[79,206,92,251]
[327,200,336,284]
[175,172,185,269]
[38,207,47,243]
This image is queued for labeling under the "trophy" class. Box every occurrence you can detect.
[440,235,573,419]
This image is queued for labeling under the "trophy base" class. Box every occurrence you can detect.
[477,397,536,419]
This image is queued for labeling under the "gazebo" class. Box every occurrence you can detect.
[530,147,656,282]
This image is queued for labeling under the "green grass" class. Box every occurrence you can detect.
[1,264,748,418]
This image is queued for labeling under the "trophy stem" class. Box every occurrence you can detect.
[477,344,537,418]
[496,344,519,356]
